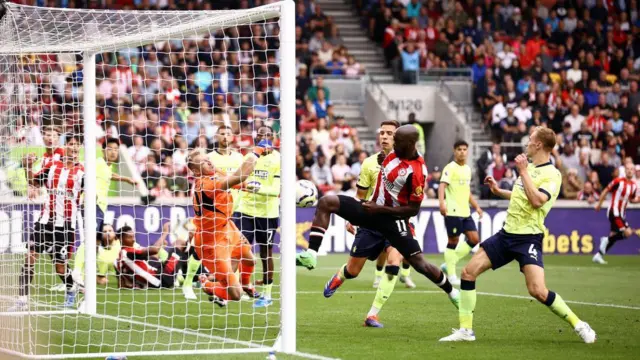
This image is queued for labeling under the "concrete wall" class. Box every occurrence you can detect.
[425,93,473,169]
[365,84,437,124]
[364,83,472,169]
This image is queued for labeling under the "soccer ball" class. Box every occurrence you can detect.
[296,180,318,208]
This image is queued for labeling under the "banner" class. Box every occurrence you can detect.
[1,205,639,255]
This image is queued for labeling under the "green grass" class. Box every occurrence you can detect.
[2,254,639,360]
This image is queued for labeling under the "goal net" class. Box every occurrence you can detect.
[0,0,296,358]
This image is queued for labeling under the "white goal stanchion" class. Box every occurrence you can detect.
[0,0,296,358]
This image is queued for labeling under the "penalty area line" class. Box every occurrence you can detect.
[296,290,640,310]
[292,351,341,360]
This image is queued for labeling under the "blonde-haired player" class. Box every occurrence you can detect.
[440,127,596,343]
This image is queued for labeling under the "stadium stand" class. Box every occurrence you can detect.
[2,0,640,201]
[0,0,369,199]
[356,0,640,199]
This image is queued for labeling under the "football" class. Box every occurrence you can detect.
[296,180,318,208]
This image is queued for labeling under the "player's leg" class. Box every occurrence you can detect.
[522,265,596,343]
[381,218,459,305]
[324,228,386,298]
[594,217,633,264]
[182,239,202,299]
[441,216,462,285]
[397,220,416,288]
[297,195,369,269]
[365,246,402,327]
[324,256,368,298]
[254,218,278,307]
[198,244,242,303]
[440,230,516,342]
[438,248,492,342]
[227,221,260,299]
[372,251,387,288]
[398,259,415,288]
[55,227,76,307]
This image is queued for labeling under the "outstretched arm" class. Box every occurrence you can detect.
[217,140,272,190]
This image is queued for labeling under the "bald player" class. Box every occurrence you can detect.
[297,126,460,317]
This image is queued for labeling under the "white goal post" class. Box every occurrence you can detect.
[0,0,296,358]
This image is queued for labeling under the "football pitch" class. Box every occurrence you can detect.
[2,254,639,360]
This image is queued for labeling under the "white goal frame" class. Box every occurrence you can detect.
[0,0,297,358]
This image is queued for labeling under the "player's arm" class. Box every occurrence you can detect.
[111,172,136,185]
[595,179,618,210]
[438,182,448,216]
[515,155,553,209]
[147,222,171,255]
[438,164,451,215]
[216,141,272,191]
[484,176,511,199]
[355,158,373,200]
[469,192,483,216]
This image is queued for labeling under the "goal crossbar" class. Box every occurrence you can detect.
[0,2,282,54]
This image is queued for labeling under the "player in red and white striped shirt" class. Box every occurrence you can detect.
[12,134,85,311]
[297,125,460,309]
[593,161,640,264]
[114,225,181,290]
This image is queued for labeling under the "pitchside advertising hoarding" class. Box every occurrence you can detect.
[0,204,639,255]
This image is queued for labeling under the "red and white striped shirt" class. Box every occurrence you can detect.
[115,247,161,288]
[33,148,64,223]
[372,152,427,209]
[39,148,64,171]
[606,177,637,218]
[36,160,85,229]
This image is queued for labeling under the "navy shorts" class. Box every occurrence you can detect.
[480,230,544,271]
[444,216,477,237]
[233,212,279,247]
[336,196,421,259]
[350,228,390,261]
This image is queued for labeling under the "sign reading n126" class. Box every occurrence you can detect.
[387,99,423,114]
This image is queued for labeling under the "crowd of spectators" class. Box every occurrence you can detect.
[0,0,371,199]
[356,0,640,199]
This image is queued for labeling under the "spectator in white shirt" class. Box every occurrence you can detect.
[128,135,151,172]
[311,154,334,193]
[331,154,352,182]
[496,43,517,69]
[564,104,585,133]
[513,99,532,124]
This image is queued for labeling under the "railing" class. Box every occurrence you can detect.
[417,68,473,82]
[366,75,399,120]
[437,81,475,124]
[310,74,367,106]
